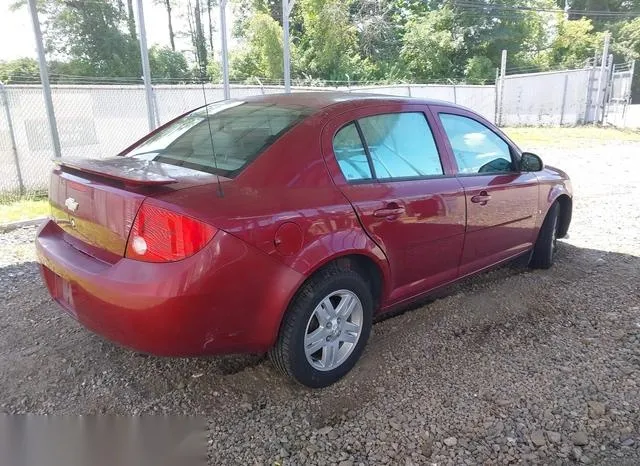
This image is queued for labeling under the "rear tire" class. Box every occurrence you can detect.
[530,201,560,269]
[270,264,373,388]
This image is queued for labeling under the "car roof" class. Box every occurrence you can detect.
[241,91,460,113]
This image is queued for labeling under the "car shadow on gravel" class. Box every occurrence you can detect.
[0,240,638,418]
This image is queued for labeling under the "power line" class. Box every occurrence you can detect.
[453,1,640,18]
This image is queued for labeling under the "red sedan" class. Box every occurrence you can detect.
[36,93,572,387]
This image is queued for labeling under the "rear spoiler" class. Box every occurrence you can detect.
[55,158,177,186]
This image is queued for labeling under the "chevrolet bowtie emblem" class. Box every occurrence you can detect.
[65,197,79,212]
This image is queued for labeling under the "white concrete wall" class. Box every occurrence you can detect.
[500,69,592,126]
[606,104,640,129]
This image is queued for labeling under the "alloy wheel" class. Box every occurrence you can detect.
[303,289,363,371]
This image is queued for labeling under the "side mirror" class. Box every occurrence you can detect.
[520,152,544,172]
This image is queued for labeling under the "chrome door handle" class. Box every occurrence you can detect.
[374,206,405,218]
[471,191,491,205]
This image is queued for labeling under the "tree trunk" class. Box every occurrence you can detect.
[126,0,136,40]
[194,0,208,73]
[207,0,214,51]
[165,0,176,51]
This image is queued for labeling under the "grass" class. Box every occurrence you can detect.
[503,126,640,149]
[0,198,49,225]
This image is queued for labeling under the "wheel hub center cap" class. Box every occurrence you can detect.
[327,319,342,340]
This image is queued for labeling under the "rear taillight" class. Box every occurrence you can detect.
[125,202,217,262]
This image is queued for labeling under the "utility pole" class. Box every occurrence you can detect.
[136,0,155,131]
[564,0,570,20]
[595,32,611,124]
[220,0,230,100]
[27,0,62,159]
[283,0,296,93]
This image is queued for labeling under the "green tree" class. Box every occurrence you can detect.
[233,0,284,33]
[193,0,209,74]
[49,59,95,80]
[206,58,222,82]
[41,0,141,78]
[0,58,40,83]
[297,0,365,81]
[401,7,461,81]
[557,0,640,27]
[149,46,191,80]
[229,12,284,80]
[126,0,136,40]
[547,17,603,68]
[349,0,403,79]
[613,18,640,100]
[614,17,640,60]
[464,56,495,83]
[453,1,553,73]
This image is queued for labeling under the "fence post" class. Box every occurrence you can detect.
[282,0,295,93]
[151,85,161,127]
[220,0,231,99]
[629,60,636,105]
[255,77,265,95]
[136,0,156,131]
[494,68,500,124]
[0,83,25,196]
[559,74,569,126]
[605,53,617,124]
[627,60,636,105]
[595,32,611,124]
[623,60,636,124]
[498,50,507,126]
[583,59,596,123]
[27,0,62,159]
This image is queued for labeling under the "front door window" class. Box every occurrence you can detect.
[438,113,515,175]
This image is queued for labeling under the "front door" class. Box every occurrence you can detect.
[321,104,466,304]
[431,107,539,276]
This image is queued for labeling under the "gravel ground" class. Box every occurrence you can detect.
[0,140,639,465]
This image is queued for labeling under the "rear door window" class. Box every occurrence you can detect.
[332,112,445,183]
[333,123,373,181]
[125,102,311,177]
[358,113,443,179]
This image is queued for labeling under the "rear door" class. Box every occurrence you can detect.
[430,106,539,275]
[321,104,466,304]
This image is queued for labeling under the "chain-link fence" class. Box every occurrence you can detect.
[0,81,499,203]
[604,61,636,127]
[0,64,633,204]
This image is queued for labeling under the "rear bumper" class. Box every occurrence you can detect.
[36,220,303,356]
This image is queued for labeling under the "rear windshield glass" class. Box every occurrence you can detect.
[124,101,311,177]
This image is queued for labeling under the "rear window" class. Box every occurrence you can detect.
[125,101,311,177]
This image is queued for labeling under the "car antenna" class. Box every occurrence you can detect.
[200,70,224,198]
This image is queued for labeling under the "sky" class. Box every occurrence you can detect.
[0,1,235,62]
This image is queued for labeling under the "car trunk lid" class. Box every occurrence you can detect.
[49,157,221,261]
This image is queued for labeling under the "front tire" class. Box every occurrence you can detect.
[270,264,373,388]
[530,201,560,269]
